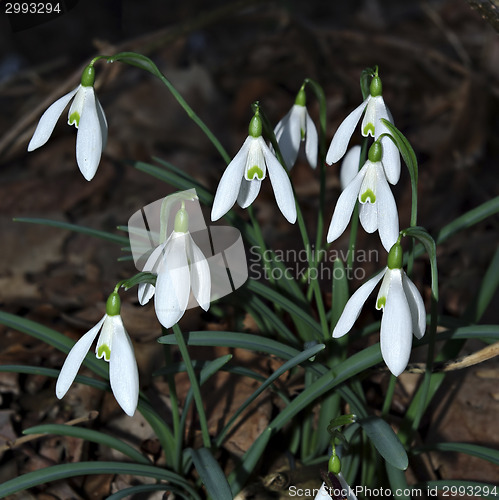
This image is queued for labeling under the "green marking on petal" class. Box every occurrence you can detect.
[247,165,264,180]
[376,297,386,310]
[300,128,305,140]
[97,344,111,361]
[363,122,375,136]
[69,111,80,127]
[360,189,376,203]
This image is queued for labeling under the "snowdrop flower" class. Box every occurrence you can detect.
[56,291,139,416]
[138,204,211,329]
[333,241,426,376]
[327,141,399,251]
[28,64,107,181]
[211,111,296,223]
[273,85,318,170]
[326,71,400,184]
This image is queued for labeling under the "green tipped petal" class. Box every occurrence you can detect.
[376,296,386,309]
[247,165,264,180]
[360,189,376,203]
[97,344,111,361]
[68,111,80,127]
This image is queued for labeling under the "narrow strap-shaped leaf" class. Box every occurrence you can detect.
[386,463,410,500]
[215,343,325,447]
[13,217,128,245]
[0,461,200,499]
[24,424,150,464]
[107,484,186,500]
[158,330,323,376]
[358,416,408,470]
[413,442,499,466]
[190,447,233,500]
[0,311,107,378]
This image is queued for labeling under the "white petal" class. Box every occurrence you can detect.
[211,137,250,221]
[327,166,367,243]
[137,242,169,305]
[333,269,385,337]
[377,110,400,185]
[109,317,139,416]
[154,235,191,328]
[260,137,297,223]
[380,269,413,376]
[304,110,318,168]
[27,86,79,151]
[95,95,108,149]
[55,315,105,399]
[338,472,358,500]
[402,272,427,339]
[187,234,211,311]
[314,483,332,500]
[375,166,399,251]
[237,178,262,208]
[361,95,386,137]
[326,97,369,164]
[340,145,361,189]
[275,106,301,170]
[76,87,103,181]
[359,201,378,233]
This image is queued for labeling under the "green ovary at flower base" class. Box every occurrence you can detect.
[27,63,108,181]
[211,110,297,224]
[55,291,139,416]
[332,241,426,376]
[273,83,318,170]
[326,68,400,185]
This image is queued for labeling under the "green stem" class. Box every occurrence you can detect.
[381,375,397,416]
[107,52,231,165]
[162,342,182,473]
[172,324,211,449]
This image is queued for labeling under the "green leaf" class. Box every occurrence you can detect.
[401,226,438,301]
[215,343,325,447]
[13,217,128,245]
[158,330,323,376]
[331,258,349,330]
[190,448,233,500]
[414,442,499,466]
[107,484,184,500]
[23,424,150,465]
[109,52,162,77]
[0,311,107,378]
[380,119,418,186]
[386,463,410,499]
[358,416,408,470]
[0,462,200,499]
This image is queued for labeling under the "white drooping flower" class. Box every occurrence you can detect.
[56,292,139,416]
[327,141,399,252]
[274,86,318,170]
[333,242,426,376]
[326,72,400,184]
[138,204,211,329]
[28,64,107,181]
[211,112,296,224]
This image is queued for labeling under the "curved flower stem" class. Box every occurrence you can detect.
[172,324,211,449]
[106,52,231,165]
